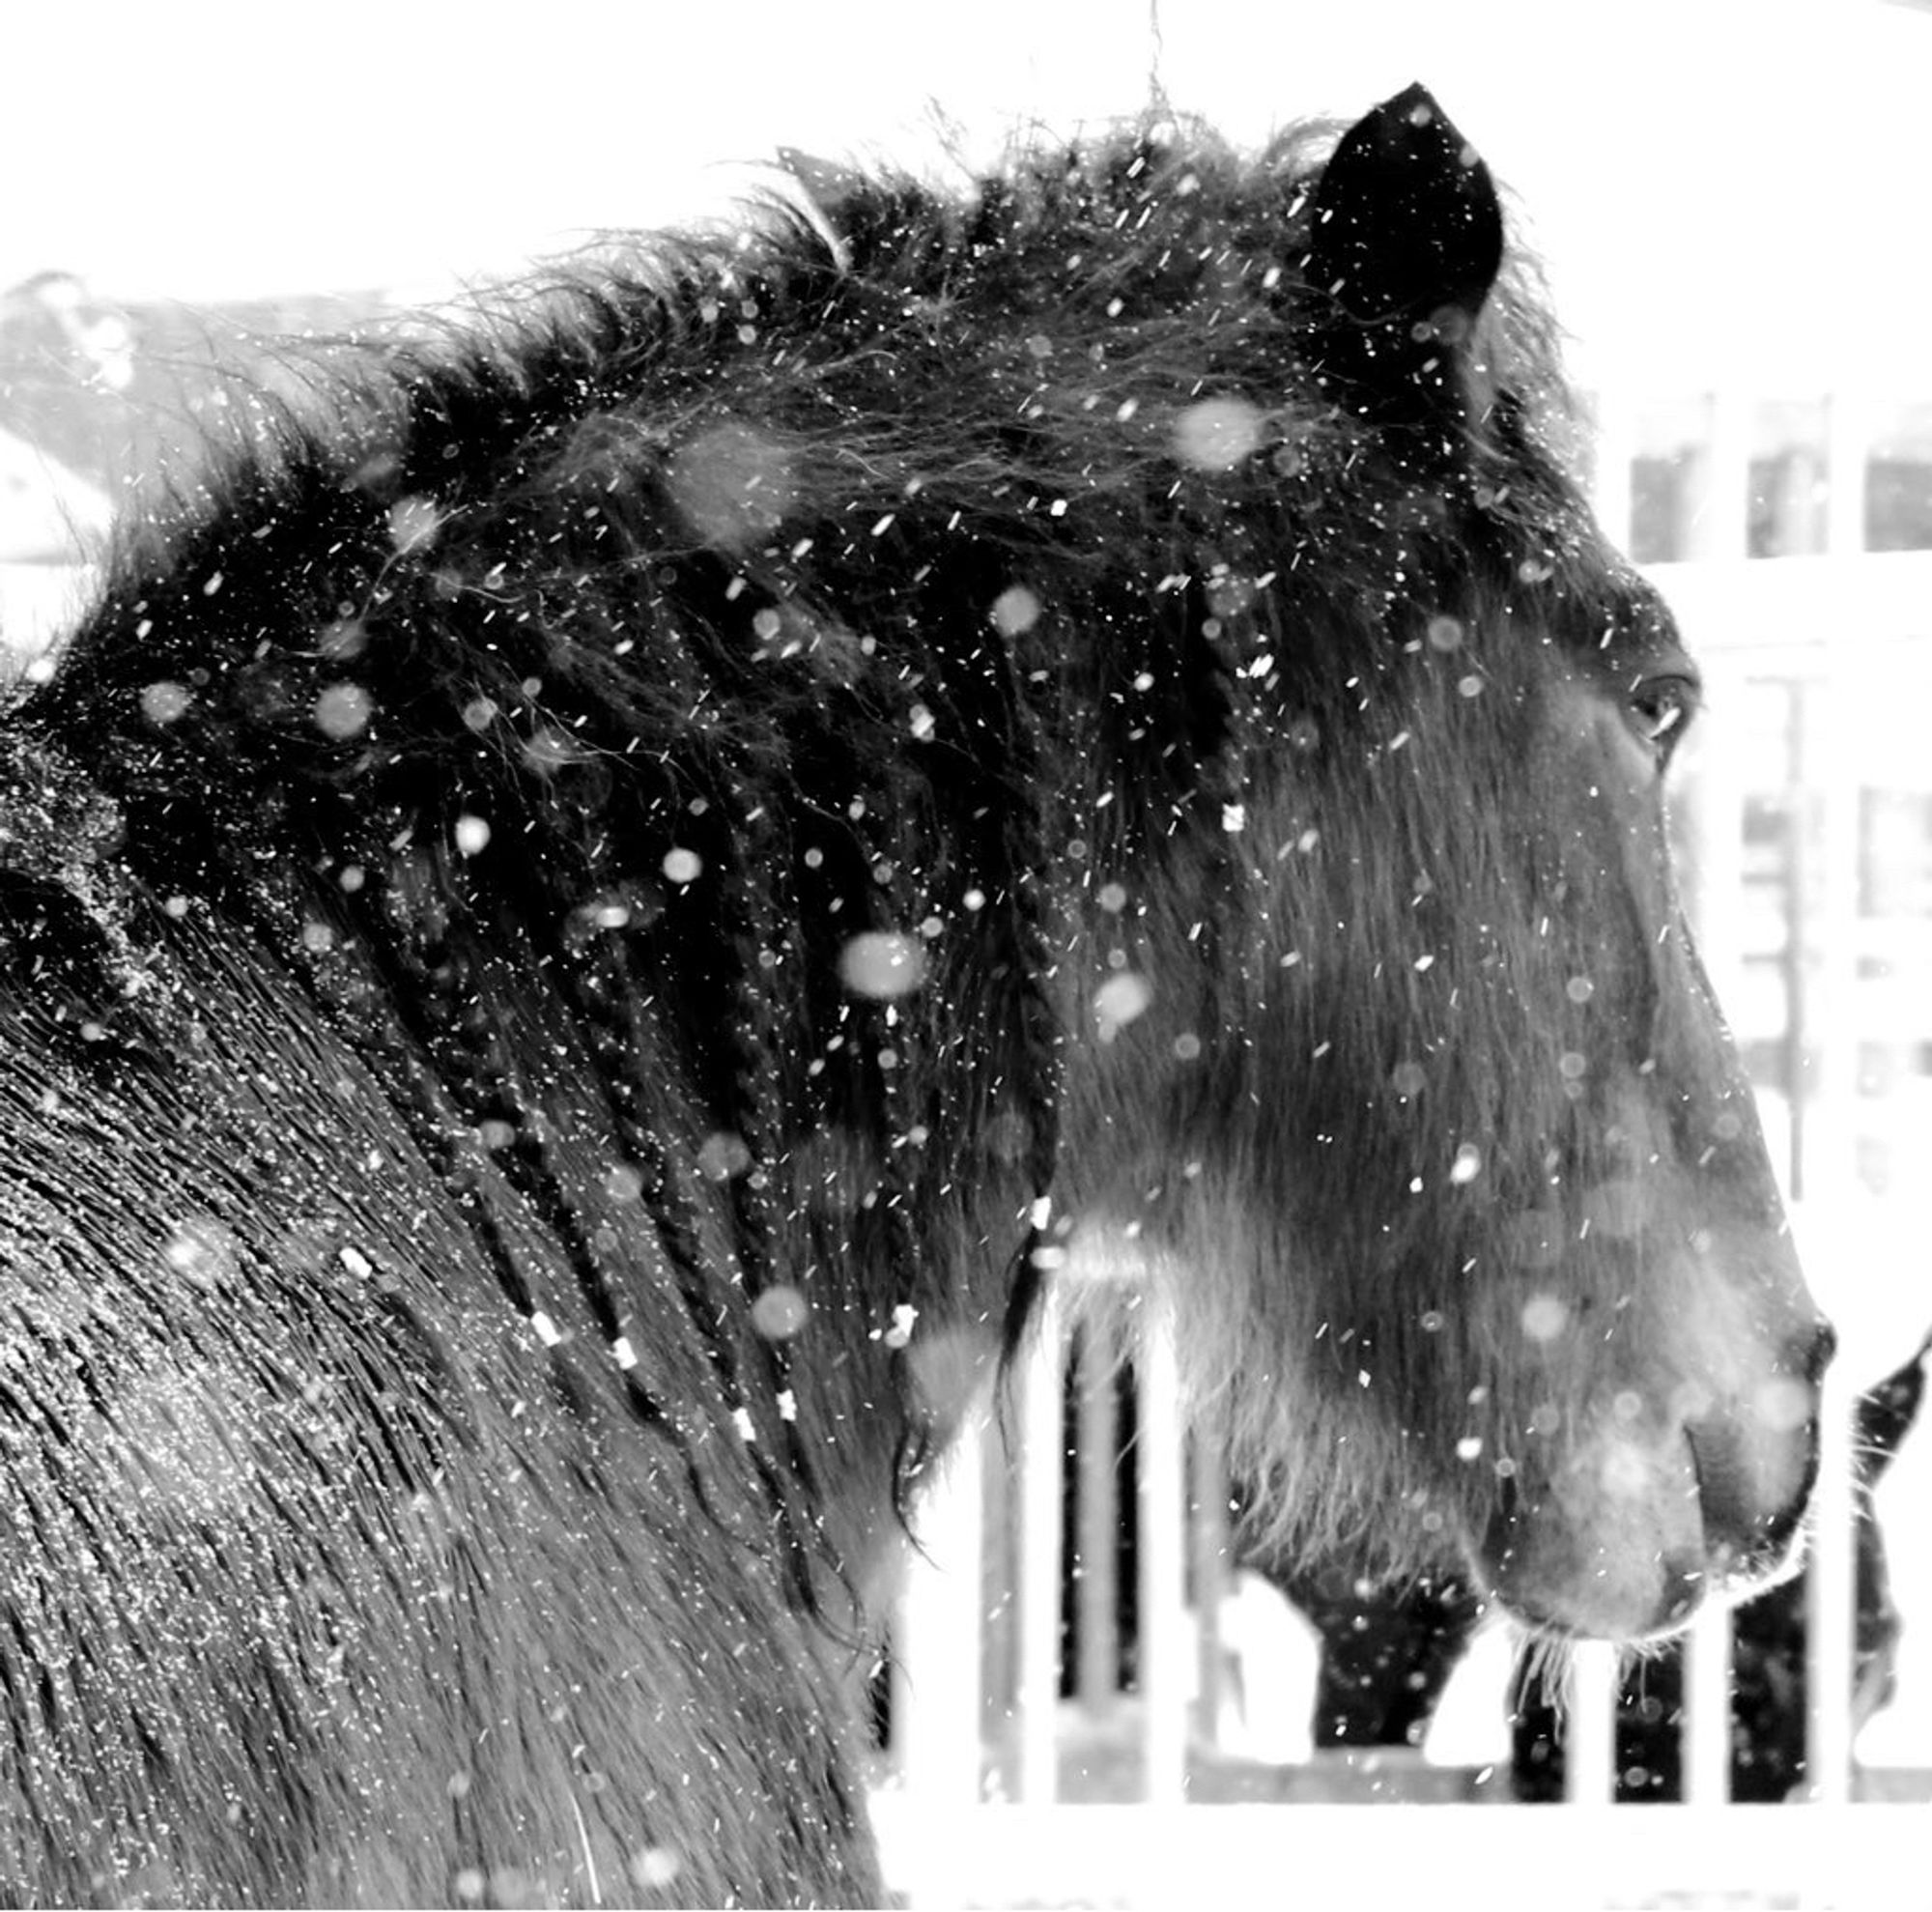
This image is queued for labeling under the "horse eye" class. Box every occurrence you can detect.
[1628,676,1696,758]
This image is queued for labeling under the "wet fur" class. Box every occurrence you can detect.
[0,97,1803,1903]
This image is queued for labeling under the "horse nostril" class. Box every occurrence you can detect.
[1685,1411,1813,1579]
[1801,1317,1838,1386]
[1493,1469,1522,1528]
[1653,1555,1703,1632]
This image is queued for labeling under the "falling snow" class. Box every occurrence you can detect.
[386,495,442,554]
[696,1130,753,1183]
[988,585,1042,637]
[631,1847,681,1891]
[751,1285,810,1341]
[311,682,372,740]
[838,930,926,999]
[139,681,192,726]
[667,423,797,551]
[1171,396,1265,471]
[1093,971,1153,1041]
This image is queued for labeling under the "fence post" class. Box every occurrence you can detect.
[1802,373,1869,1792]
[1137,1286,1188,1803]
[1565,1640,1621,1804]
[1075,1315,1120,1719]
[1805,1369,1861,1803]
[1688,388,1751,563]
[1676,652,1751,1027]
[1681,1601,1733,1804]
[1589,385,1634,556]
[1015,1276,1064,1803]
[1824,389,1868,561]
[1810,576,1866,1200]
[894,1400,987,1812]
[1189,1423,1230,1748]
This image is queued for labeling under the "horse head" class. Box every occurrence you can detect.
[1060,85,1829,1641]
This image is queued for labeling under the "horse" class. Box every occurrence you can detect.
[0,82,1829,1904]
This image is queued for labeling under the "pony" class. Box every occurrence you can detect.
[0,82,1828,1904]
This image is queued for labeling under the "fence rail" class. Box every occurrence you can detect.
[871,1798,1932,1911]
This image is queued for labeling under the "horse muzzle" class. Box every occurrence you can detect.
[1472,1321,1832,1641]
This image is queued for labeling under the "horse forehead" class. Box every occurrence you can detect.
[1559,576,1685,676]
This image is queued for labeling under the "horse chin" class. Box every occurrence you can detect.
[1478,1555,1707,1645]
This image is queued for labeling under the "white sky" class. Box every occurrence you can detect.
[1,0,1928,388]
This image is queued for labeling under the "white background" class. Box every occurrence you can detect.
[1,0,1926,393]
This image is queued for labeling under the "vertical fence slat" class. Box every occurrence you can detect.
[1824,389,1868,561]
[1565,1640,1621,1804]
[1811,633,1864,1201]
[1681,1601,1733,1804]
[1588,385,1634,555]
[895,1404,986,1811]
[1015,1278,1064,1803]
[1679,652,1752,1021]
[1137,1289,1187,1803]
[1075,1318,1119,1718]
[1807,371,1870,1801]
[1689,386,1751,563]
[1189,1425,1229,1748]
[1806,1370,1861,1802]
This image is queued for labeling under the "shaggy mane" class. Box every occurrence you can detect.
[14,111,1601,1599]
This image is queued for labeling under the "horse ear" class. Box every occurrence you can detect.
[1301,82,1505,426]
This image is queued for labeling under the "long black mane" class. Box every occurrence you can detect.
[12,115,1607,1609]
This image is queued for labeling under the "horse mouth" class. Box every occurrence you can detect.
[1470,1519,1711,1643]
[1681,1412,1817,1593]
[1492,1559,1707,1646]
[1469,1406,1817,1643]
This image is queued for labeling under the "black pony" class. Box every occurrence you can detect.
[0,85,1827,1904]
